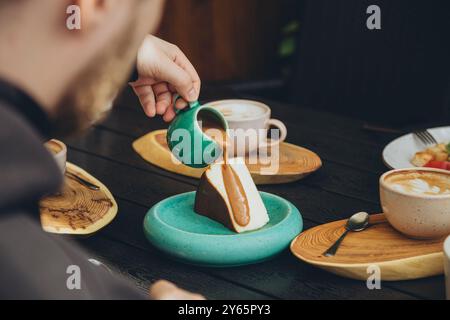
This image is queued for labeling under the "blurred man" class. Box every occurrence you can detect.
[0,0,202,299]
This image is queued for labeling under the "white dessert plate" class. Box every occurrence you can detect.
[382,126,450,169]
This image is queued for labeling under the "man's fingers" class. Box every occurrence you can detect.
[130,82,156,117]
[153,82,172,115]
[170,47,201,99]
[134,36,202,121]
[153,54,198,102]
[175,98,188,110]
[149,280,205,301]
[129,77,155,87]
[154,82,187,122]
[162,105,176,123]
[152,37,201,95]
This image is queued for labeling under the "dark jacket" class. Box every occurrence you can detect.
[0,80,144,299]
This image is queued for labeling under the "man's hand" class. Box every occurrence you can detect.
[149,280,205,300]
[130,35,201,122]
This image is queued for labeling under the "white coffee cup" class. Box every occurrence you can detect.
[445,236,450,300]
[380,168,450,239]
[44,139,67,174]
[204,99,287,156]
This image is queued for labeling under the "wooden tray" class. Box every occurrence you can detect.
[290,214,445,281]
[133,130,322,185]
[40,162,118,235]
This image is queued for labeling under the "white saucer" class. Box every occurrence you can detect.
[382,126,450,169]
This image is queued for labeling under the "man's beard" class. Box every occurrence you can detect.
[52,20,139,138]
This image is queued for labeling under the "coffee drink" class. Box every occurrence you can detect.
[44,139,67,174]
[380,168,450,239]
[204,100,287,156]
[45,140,63,155]
[384,170,450,196]
[211,102,267,121]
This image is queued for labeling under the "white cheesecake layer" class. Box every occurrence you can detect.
[206,158,269,233]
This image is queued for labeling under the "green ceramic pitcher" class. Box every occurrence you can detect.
[167,95,228,168]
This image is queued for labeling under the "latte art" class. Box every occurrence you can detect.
[386,171,450,196]
[212,103,267,121]
[380,168,450,239]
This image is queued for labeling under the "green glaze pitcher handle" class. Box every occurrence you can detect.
[167,95,228,168]
[173,94,201,114]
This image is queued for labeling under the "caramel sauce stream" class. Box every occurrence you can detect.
[200,112,251,227]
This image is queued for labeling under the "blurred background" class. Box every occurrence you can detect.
[153,0,450,126]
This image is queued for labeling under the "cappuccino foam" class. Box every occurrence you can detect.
[385,171,450,196]
[45,140,62,155]
[213,103,266,121]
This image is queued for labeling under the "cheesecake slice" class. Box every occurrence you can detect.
[194,158,269,233]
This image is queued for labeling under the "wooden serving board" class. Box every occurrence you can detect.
[290,214,445,281]
[133,130,322,185]
[40,162,118,235]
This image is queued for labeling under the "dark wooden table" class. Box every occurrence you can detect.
[65,85,446,300]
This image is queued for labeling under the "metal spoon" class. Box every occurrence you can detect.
[323,212,370,257]
[66,172,100,191]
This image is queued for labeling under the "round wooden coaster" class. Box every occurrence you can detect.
[40,162,117,235]
[290,214,445,281]
[133,130,322,185]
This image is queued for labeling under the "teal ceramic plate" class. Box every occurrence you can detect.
[143,192,303,267]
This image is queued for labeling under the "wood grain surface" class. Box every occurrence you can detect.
[61,85,447,299]
[40,163,117,235]
[291,214,445,281]
[132,129,322,184]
